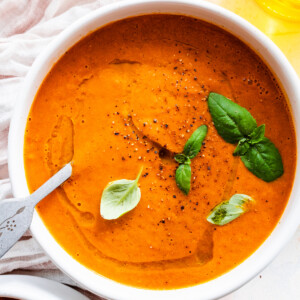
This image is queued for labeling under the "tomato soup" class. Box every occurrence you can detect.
[24,15,296,289]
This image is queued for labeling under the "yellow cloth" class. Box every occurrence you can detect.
[208,0,300,77]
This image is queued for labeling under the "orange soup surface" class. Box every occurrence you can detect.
[24,15,296,289]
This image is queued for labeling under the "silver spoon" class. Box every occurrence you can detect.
[0,163,72,258]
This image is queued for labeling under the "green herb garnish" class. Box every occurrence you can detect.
[208,92,283,182]
[248,124,265,144]
[207,194,254,225]
[183,124,208,159]
[208,92,257,143]
[240,137,284,182]
[100,167,143,220]
[175,125,207,194]
[175,161,192,195]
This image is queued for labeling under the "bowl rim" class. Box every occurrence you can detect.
[0,275,89,300]
[8,0,300,299]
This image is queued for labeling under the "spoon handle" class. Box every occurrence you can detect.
[0,163,72,258]
[28,163,72,207]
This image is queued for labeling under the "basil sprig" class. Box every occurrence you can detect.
[175,125,207,194]
[208,93,283,182]
[207,194,254,225]
[100,167,143,220]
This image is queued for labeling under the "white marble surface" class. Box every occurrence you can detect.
[222,226,300,299]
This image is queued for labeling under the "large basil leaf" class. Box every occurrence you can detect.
[208,93,257,143]
[175,163,191,195]
[100,168,143,219]
[207,194,254,225]
[241,137,284,182]
[183,125,208,159]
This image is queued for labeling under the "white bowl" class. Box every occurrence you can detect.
[8,0,300,299]
[0,275,89,300]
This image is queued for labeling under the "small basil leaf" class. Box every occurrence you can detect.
[233,138,250,156]
[183,125,208,159]
[174,153,188,164]
[207,194,254,225]
[248,124,265,144]
[100,167,143,220]
[208,93,257,143]
[241,137,283,182]
[175,163,191,195]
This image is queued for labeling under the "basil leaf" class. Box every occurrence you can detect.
[174,125,207,195]
[248,124,265,144]
[208,93,257,143]
[175,163,191,195]
[207,194,254,225]
[183,125,208,159]
[208,92,284,182]
[241,137,283,182]
[100,167,143,220]
[174,153,188,164]
[233,138,250,156]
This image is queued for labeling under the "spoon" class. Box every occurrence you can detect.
[0,163,72,258]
